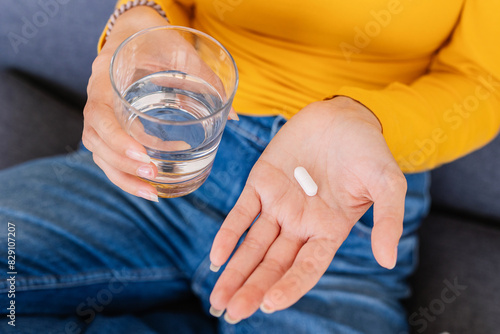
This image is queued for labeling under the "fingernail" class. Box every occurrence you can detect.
[228,108,239,121]
[126,149,151,163]
[137,190,159,202]
[209,306,224,318]
[260,302,275,314]
[209,263,221,272]
[137,165,154,179]
[391,245,398,269]
[224,313,240,325]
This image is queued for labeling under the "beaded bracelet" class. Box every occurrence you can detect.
[103,0,169,43]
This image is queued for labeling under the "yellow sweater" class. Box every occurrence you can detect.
[104,0,500,173]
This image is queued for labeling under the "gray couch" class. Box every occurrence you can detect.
[1,1,499,333]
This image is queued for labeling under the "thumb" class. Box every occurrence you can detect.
[370,174,407,269]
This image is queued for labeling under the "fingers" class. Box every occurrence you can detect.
[92,154,158,202]
[370,171,407,269]
[84,100,148,160]
[83,101,159,196]
[209,213,280,310]
[209,185,262,269]
[83,69,159,200]
[220,233,303,322]
[260,238,336,313]
[84,126,158,177]
[84,52,148,161]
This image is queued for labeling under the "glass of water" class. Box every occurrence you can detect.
[110,26,238,198]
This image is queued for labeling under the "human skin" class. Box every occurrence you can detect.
[83,6,238,202]
[209,97,407,322]
[82,6,407,323]
[82,7,167,201]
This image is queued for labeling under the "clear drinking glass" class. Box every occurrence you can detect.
[110,26,238,198]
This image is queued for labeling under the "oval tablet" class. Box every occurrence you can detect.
[294,166,318,196]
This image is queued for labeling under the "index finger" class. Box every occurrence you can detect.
[210,184,261,270]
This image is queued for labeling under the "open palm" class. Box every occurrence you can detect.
[209,97,407,323]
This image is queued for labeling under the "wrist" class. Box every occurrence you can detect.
[323,96,382,132]
[101,6,170,54]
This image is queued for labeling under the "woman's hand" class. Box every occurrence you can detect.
[209,97,407,322]
[82,7,170,201]
[82,7,238,201]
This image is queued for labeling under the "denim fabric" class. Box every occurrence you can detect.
[0,115,430,334]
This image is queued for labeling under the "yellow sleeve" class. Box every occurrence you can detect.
[97,0,194,52]
[336,0,500,173]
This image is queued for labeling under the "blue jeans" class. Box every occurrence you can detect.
[0,116,430,334]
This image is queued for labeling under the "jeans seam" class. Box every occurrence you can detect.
[0,267,186,292]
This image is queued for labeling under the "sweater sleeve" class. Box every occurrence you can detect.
[336,0,500,173]
[98,0,194,52]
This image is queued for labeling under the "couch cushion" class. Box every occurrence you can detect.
[0,71,83,170]
[0,0,115,99]
[406,210,500,334]
[430,135,500,220]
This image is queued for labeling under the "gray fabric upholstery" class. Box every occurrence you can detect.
[1,1,499,333]
[0,0,113,169]
[407,212,500,334]
[0,0,116,101]
[0,71,83,170]
[431,137,500,220]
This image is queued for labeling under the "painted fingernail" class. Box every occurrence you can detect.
[224,313,240,325]
[126,149,151,163]
[137,190,159,202]
[210,263,221,272]
[260,302,275,314]
[209,306,224,318]
[137,165,154,179]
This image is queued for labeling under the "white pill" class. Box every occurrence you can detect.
[294,167,318,196]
